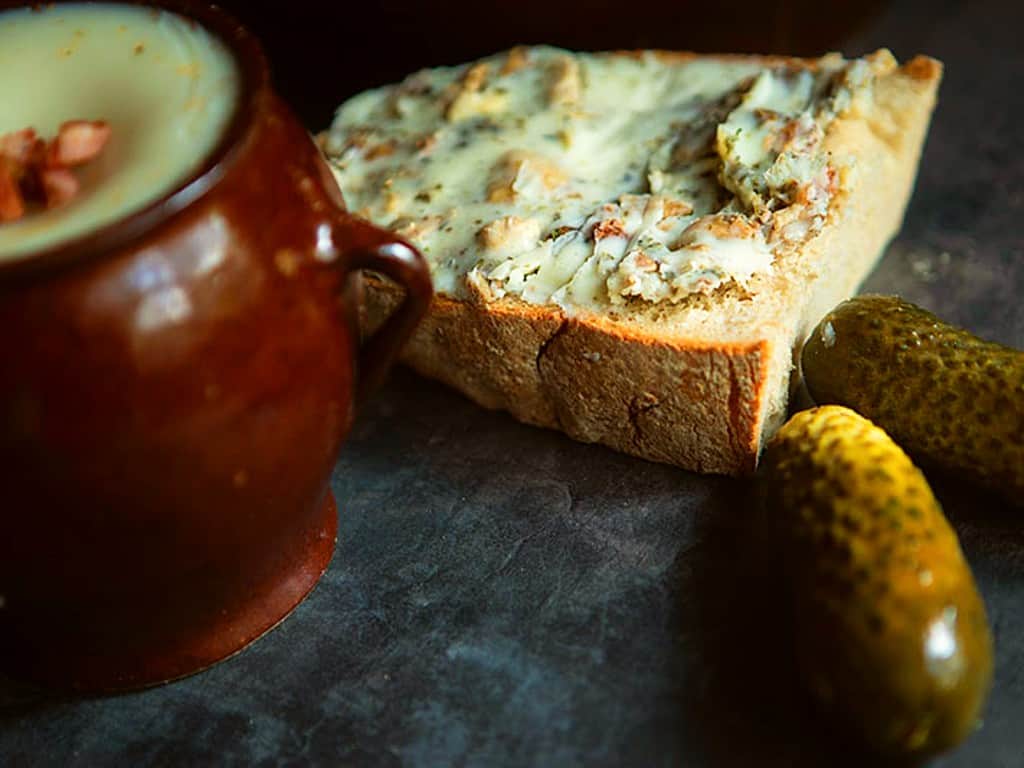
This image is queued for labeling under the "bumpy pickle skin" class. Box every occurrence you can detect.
[762,406,993,758]
[802,294,1024,500]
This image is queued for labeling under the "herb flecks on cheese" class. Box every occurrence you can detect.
[324,47,895,310]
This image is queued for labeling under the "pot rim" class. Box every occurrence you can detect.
[0,0,268,281]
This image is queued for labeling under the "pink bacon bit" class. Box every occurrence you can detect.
[46,120,112,168]
[0,160,26,223]
[0,120,111,221]
[0,128,42,167]
[39,168,81,209]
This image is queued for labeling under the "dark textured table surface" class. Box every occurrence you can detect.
[3,0,1023,765]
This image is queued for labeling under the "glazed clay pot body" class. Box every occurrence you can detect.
[0,2,431,691]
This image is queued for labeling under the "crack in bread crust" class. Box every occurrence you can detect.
[535,317,569,431]
[627,393,661,452]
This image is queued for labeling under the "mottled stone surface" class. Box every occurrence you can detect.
[2,0,1023,765]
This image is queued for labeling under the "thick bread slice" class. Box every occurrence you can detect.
[344,51,942,475]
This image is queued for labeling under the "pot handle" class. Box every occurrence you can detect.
[330,215,432,403]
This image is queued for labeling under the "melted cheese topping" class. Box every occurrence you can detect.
[324,47,892,311]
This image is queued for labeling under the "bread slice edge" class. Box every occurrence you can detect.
[357,53,943,475]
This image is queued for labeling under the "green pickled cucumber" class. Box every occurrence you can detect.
[762,405,993,758]
[802,294,1024,499]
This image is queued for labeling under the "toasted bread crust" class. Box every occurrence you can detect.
[359,53,942,475]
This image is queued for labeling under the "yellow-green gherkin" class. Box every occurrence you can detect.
[802,295,1024,500]
[762,406,993,758]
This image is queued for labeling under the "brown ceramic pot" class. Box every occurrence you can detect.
[0,0,432,692]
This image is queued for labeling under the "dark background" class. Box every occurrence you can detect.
[215,0,889,129]
[5,1,1024,766]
